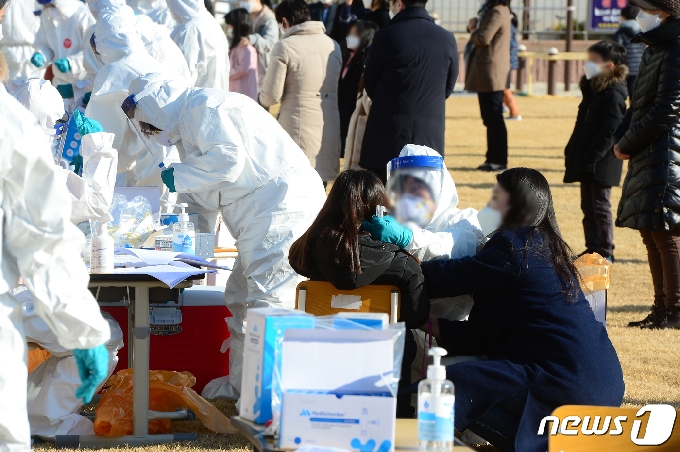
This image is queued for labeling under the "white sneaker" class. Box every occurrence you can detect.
[506,115,522,121]
[502,105,510,114]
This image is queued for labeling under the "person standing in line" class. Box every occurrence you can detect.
[614,0,680,330]
[308,0,343,42]
[613,5,645,99]
[259,0,342,185]
[466,0,511,172]
[502,12,521,121]
[359,0,458,183]
[237,0,278,93]
[226,8,259,101]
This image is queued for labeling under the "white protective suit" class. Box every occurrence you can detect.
[33,0,95,95]
[0,0,42,91]
[166,0,230,90]
[0,85,110,451]
[82,0,191,93]
[132,0,176,31]
[86,8,178,209]
[127,74,326,394]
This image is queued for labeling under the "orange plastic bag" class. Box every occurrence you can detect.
[574,253,611,292]
[94,369,235,436]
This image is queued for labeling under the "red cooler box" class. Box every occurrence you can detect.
[100,286,231,394]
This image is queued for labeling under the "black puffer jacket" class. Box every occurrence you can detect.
[290,234,429,329]
[616,18,680,232]
[564,65,627,186]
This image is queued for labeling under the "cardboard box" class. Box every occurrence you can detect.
[279,392,396,451]
[585,289,607,326]
[239,308,314,423]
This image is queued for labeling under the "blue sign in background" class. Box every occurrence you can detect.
[589,0,628,33]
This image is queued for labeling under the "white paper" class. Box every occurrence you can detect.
[331,294,362,310]
[115,249,230,270]
[112,262,215,288]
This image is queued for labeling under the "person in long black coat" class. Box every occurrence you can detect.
[420,168,624,452]
[564,41,628,260]
[359,1,458,182]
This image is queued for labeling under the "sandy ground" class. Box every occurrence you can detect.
[35,95,680,452]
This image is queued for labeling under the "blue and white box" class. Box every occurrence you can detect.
[334,312,388,330]
[239,308,314,423]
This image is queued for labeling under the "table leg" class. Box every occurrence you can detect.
[133,286,150,437]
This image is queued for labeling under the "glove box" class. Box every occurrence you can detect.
[96,286,231,394]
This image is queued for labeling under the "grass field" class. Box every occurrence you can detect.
[36,95,680,452]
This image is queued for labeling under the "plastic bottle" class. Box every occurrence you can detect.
[90,221,114,273]
[418,347,455,450]
[172,203,195,255]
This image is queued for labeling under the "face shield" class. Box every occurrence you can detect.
[386,155,445,228]
[121,92,166,159]
[90,33,105,70]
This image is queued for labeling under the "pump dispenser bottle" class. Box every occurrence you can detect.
[172,203,195,255]
[418,347,455,450]
[90,221,114,273]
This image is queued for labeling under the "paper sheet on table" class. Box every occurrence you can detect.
[116,248,230,270]
[112,262,215,288]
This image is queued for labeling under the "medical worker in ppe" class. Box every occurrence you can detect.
[0,0,42,92]
[82,0,190,97]
[166,0,230,90]
[123,73,326,395]
[86,8,179,207]
[363,145,484,321]
[0,35,110,452]
[132,0,176,31]
[31,0,95,106]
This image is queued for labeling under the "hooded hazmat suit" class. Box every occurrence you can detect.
[0,84,110,451]
[126,74,326,394]
[33,0,95,99]
[166,0,230,90]
[132,0,176,31]
[0,0,42,91]
[86,9,178,208]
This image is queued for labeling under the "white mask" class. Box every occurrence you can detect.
[0,25,3,43]
[389,9,396,19]
[238,1,255,14]
[279,23,286,35]
[362,0,372,8]
[393,194,434,228]
[346,35,360,50]
[321,0,334,4]
[637,10,663,33]
[154,130,180,147]
[583,61,601,80]
[476,206,503,236]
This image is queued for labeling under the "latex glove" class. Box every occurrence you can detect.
[361,215,413,249]
[54,57,71,73]
[83,91,92,105]
[30,52,45,67]
[161,167,176,193]
[73,108,103,136]
[56,83,74,99]
[72,345,109,403]
[72,154,83,174]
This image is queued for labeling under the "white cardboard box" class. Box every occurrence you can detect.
[585,289,607,326]
[279,392,396,451]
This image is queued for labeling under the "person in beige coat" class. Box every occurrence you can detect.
[465,0,511,172]
[259,0,342,183]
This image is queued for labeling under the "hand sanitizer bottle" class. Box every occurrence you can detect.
[418,347,455,450]
[172,203,195,255]
[90,221,114,273]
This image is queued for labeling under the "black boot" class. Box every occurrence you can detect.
[659,308,680,330]
[629,303,665,328]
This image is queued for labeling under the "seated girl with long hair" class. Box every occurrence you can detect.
[289,169,429,418]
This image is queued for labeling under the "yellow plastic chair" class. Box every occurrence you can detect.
[295,281,401,323]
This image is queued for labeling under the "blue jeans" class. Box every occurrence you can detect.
[464,388,528,452]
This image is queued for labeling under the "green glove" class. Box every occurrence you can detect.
[73,345,109,403]
[54,57,71,73]
[361,215,413,249]
[30,52,45,67]
[83,92,92,105]
[73,108,103,136]
[72,154,83,174]
[56,84,74,99]
[161,167,176,193]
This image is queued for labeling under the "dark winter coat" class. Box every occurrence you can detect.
[613,20,645,76]
[421,228,624,452]
[338,48,368,153]
[563,65,628,187]
[359,7,458,169]
[290,234,430,329]
[309,2,344,43]
[616,18,680,232]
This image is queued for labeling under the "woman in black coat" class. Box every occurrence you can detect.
[338,21,378,155]
[614,2,680,330]
[421,168,624,452]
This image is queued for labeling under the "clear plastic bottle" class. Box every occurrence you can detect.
[172,203,195,255]
[418,347,455,451]
[90,222,114,273]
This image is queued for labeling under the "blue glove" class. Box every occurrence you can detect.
[361,215,413,249]
[30,52,45,67]
[56,84,74,99]
[73,108,103,136]
[82,91,92,105]
[72,345,109,403]
[54,57,71,73]
[161,167,176,193]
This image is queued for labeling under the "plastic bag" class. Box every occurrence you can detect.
[93,369,235,436]
[107,195,156,248]
[575,253,611,292]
